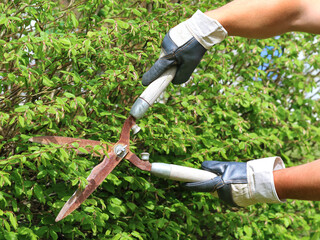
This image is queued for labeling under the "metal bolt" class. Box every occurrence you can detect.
[114,144,127,158]
[131,124,141,135]
[141,152,150,161]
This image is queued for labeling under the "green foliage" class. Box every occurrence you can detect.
[1,0,320,239]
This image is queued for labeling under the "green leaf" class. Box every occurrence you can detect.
[34,184,45,203]
[14,105,29,113]
[59,38,71,46]
[4,232,17,240]
[131,231,143,240]
[87,31,96,37]
[43,76,54,87]
[0,15,7,25]
[78,147,88,154]
[311,232,320,240]
[70,12,78,28]
[104,19,115,24]
[77,116,87,122]
[126,202,137,211]
[37,170,47,179]
[239,142,246,150]
[7,212,18,230]
[18,227,30,235]
[243,226,253,237]
[60,148,69,160]
[18,116,25,128]
[132,9,142,17]
[49,230,58,240]
[117,20,129,29]
[1,1,320,239]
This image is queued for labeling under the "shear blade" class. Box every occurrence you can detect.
[55,151,120,222]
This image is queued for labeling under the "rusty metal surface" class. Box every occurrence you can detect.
[118,115,135,145]
[31,115,153,221]
[55,151,119,222]
[125,151,152,171]
[55,115,139,221]
[29,136,110,156]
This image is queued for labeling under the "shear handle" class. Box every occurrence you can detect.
[130,48,177,120]
[151,163,217,182]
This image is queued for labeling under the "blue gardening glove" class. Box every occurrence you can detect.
[185,157,285,207]
[142,32,206,85]
[142,10,227,86]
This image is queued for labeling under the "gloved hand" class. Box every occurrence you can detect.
[185,157,285,207]
[142,10,227,86]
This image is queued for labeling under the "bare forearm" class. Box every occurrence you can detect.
[205,0,320,38]
[274,159,320,201]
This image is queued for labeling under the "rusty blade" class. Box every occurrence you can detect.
[29,136,111,156]
[125,151,152,171]
[54,115,137,221]
[55,151,120,222]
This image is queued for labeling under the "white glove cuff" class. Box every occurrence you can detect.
[185,10,228,49]
[233,157,286,207]
[248,156,285,203]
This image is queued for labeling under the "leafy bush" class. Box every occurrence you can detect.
[1,0,320,239]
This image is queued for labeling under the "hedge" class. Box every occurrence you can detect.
[1,0,320,239]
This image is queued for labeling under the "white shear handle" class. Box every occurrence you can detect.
[130,67,176,119]
[139,67,176,106]
[151,163,217,182]
[151,163,219,197]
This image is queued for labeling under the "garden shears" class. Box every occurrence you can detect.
[30,66,217,222]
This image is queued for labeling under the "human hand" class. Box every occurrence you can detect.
[185,157,285,207]
[142,10,227,86]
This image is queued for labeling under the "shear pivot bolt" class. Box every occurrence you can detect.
[141,152,150,161]
[114,144,128,158]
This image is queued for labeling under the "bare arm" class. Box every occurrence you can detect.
[205,0,320,38]
[274,159,320,201]
[205,0,320,201]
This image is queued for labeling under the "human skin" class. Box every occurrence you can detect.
[205,0,320,201]
[204,0,320,38]
[273,160,320,201]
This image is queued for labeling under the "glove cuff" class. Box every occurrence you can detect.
[233,157,286,206]
[185,10,228,49]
